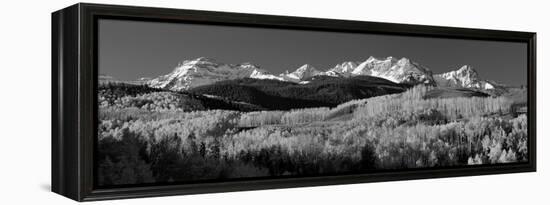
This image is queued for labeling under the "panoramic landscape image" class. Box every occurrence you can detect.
[97,19,528,186]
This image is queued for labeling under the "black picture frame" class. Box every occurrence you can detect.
[52,3,536,201]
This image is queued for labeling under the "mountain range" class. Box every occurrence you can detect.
[143,57,502,91]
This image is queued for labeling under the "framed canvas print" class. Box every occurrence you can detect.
[52,3,536,201]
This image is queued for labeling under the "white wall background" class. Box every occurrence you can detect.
[0,0,547,204]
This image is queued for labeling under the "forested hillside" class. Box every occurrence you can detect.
[99,83,265,112]
[97,84,528,186]
[190,76,407,110]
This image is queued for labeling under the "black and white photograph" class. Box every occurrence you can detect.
[96,18,529,187]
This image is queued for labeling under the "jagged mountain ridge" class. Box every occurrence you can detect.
[279,64,322,82]
[146,57,503,91]
[327,61,359,77]
[148,57,269,90]
[434,65,499,90]
[324,56,435,85]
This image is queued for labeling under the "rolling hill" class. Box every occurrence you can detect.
[190,75,408,110]
[98,82,265,112]
[424,87,490,99]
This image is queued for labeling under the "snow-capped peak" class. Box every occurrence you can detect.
[331,61,358,72]
[366,57,434,84]
[434,65,496,90]
[456,65,478,77]
[176,57,217,66]
[296,64,315,71]
[294,64,321,78]
[365,56,377,63]
[320,61,358,77]
[326,56,434,85]
[280,64,321,81]
[148,57,266,90]
[191,56,216,62]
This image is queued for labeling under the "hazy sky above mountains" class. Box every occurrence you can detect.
[99,19,527,85]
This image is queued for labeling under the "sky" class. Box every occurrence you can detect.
[99,19,528,86]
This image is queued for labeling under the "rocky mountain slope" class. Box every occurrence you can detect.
[434,65,499,90]
[148,57,269,90]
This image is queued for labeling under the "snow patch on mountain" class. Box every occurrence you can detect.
[250,69,285,81]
